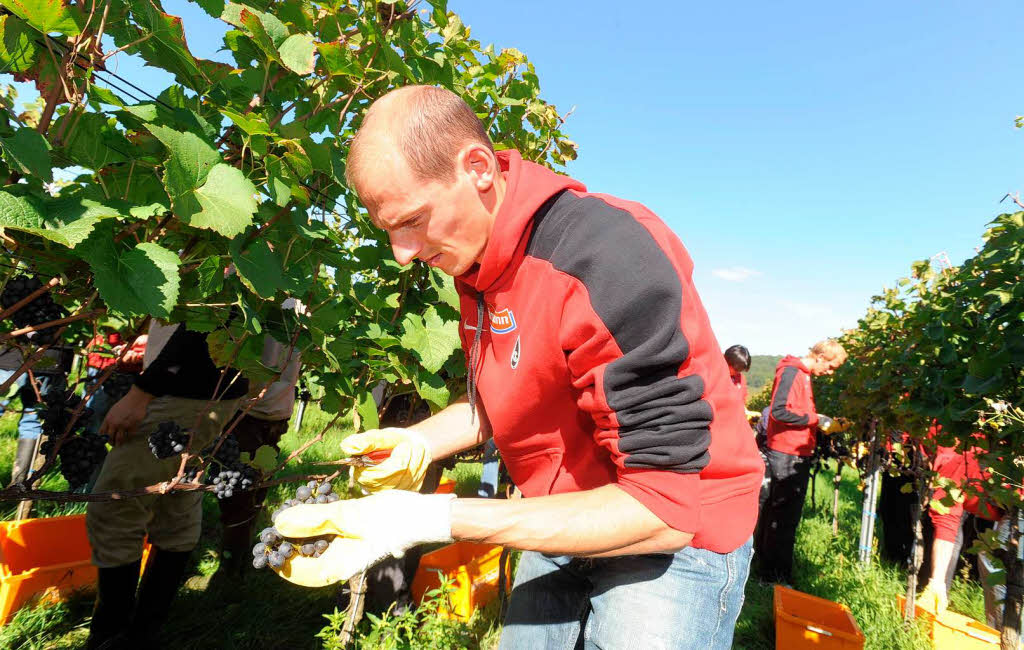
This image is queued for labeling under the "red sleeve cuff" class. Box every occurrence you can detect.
[615,468,701,534]
[809,413,820,427]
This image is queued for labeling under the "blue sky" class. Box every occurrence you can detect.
[14,1,1024,355]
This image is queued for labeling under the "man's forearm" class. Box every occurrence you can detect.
[408,396,490,460]
[449,483,693,557]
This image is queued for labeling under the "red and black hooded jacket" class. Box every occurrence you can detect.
[766,356,820,456]
[454,150,764,554]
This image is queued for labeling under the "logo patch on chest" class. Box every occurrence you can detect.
[488,308,517,334]
[511,335,521,369]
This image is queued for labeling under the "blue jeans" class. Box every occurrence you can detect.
[84,367,115,434]
[478,439,500,498]
[499,537,753,650]
[17,372,60,441]
[0,368,13,416]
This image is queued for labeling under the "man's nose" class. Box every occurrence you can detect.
[390,233,422,266]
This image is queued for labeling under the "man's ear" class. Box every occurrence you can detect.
[461,144,498,192]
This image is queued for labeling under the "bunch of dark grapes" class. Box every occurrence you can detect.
[252,480,340,570]
[206,462,258,499]
[147,421,190,459]
[252,526,332,570]
[0,275,68,345]
[39,389,92,437]
[40,432,108,489]
[100,372,135,402]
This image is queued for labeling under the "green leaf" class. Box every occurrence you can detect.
[87,85,126,108]
[238,8,281,60]
[252,444,278,471]
[278,33,316,76]
[149,124,220,201]
[0,15,38,73]
[1,127,51,181]
[219,108,272,136]
[3,0,82,36]
[355,390,379,432]
[230,236,283,298]
[190,0,225,17]
[316,41,360,76]
[54,111,131,169]
[899,482,915,494]
[80,230,181,317]
[193,255,224,296]
[0,191,117,247]
[188,164,257,237]
[414,370,450,410]
[399,306,460,374]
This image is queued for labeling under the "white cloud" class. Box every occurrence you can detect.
[711,266,763,282]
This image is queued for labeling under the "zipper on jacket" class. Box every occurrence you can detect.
[467,292,485,425]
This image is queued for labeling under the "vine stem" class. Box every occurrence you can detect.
[0,311,102,342]
[0,277,61,322]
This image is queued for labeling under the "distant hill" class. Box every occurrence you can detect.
[746,355,782,394]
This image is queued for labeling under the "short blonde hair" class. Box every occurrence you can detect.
[346,85,494,192]
[810,339,847,363]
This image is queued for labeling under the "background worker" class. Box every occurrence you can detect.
[724,343,751,403]
[755,340,847,584]
[85,323,246,649]
[268,85,764,649]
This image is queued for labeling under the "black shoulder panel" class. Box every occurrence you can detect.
[526,193,712,473]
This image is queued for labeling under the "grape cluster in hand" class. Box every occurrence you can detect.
[0,275,68,345]
[252,480,339,570]
[148,421,190,459]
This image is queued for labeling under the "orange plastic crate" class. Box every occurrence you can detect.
[775,585,865,650]
[897,595,1000,649]
[435,476,456,494]
[0,514,150,624]
[411,542,509,620]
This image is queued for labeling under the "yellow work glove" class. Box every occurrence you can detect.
[339,427,432,492]
[271,490,455,587]
[916,582,948,613]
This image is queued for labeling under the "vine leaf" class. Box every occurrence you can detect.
[0,127,51,181]
[0,191,117,248]
[189,164,258,237]
[279,33,316,76]
[230,236,283,299]
[80,228,181,317]
[3,0,83,37]
[150,125,256,237]
[399,306,460,374]
[0,15,38,74]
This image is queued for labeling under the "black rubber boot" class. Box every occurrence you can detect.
[9,437,36,486]
[128,547,192,648]
[86,560,141,650]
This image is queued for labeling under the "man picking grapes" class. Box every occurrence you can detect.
[271,86,764,649]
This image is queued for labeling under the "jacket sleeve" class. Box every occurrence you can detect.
[558,261,712,535]
[134,325,195,397]
[770,366,818,426]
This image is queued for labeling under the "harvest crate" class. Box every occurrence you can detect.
[411,541,509,620]
[897,594,1001,649]
[0,514,149,624]
[775,585,865,650]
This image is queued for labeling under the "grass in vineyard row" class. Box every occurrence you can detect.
[0,406,985,649]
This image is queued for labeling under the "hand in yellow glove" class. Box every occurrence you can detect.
[271,490,455,587]
[916,581,948,613]
[340,427,432,492]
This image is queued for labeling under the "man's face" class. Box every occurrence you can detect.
[359,144,494,277]
[811,355,844,376]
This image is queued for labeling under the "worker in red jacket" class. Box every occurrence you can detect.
[267,86,764,649]
[755,341,847,583]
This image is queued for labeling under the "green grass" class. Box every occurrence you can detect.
[0,416,987,649]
